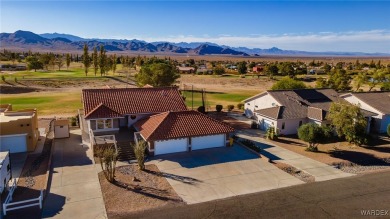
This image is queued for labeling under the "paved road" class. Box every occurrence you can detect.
[126,170,390,219]
[151,145,303,204]
[236,129,354,181]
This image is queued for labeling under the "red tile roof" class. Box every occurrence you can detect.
[82,87,187,119]
[85,103,122,119]
[134,111,234,141]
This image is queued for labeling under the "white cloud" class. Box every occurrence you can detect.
[117,30,390,53]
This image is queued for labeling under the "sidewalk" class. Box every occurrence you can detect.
[42,128,107,219]
[236,130,354,181]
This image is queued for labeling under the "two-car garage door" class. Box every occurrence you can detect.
[0,134,27,153]
[153,134,226,155]
[192,134,225,151]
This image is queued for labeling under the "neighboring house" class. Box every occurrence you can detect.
[134,110,234,156]
[82,87,188,134]
[0,151,12,193]
[341,92,390,133]
[244,89,375,135]
[0,104,39,153]
[177,66,195,74]
[252,66,263,73]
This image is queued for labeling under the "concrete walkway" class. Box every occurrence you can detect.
[236,130,355,181]
[42,129,107,219]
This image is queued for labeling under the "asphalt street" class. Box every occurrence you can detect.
[125,170,390,219]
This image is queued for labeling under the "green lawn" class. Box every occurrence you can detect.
[1,92,82,115]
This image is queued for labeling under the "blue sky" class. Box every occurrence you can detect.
[1,1,390,53]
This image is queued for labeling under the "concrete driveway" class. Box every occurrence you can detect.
[151,145,303,204]
[42,129,106,219]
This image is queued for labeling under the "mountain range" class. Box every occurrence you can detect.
[1,30,389,56]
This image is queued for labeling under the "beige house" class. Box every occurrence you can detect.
[0,104,39,153]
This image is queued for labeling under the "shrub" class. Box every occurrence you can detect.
[297,123,327,152]
[388,124,390,137]
[197,106,205,113]
[133,140,147,170]
[240,139,260,152]
[95,144,118,183]
[14,77,18,83]
[1,75,5,82]
[266,127,278,140]
[197,71,204,75]
[227,105,234,112]
[237,103,244,110]
[70,116,77,126]
[251,121,258,129]
[216,105,223,112]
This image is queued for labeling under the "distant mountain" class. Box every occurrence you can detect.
[40,32,85,42]
[1,30,389,56]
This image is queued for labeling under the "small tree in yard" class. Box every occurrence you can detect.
[227,105,234,112]
[327,102,367,146]
[134,140,147,171]
[297,123,325,151]
[216,105,223,112]
[95,144,118,183]
[266,127,278,140]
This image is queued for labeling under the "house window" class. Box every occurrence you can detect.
[97,120,105,129]
[299,121,303,126]
[247,103,250,105]
[96,119,114,130]
[105,119,113,129]
[282,122,285,130]
[272,103,276,106]
[255,105,258,108]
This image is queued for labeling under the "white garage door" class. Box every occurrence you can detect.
[192,134,225,151]
[260,119,273,131]
[0,134,27,153]
[155,138,188,155]
[55,125,69,138]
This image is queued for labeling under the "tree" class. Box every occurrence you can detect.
[66,53,71,70]
[213,65,225,75]
[367,69,387,91]
[248,62,256,69]
[133,140,147,170]
[83,44,91,76]
[271,77,307,90]
[136,62,180,87]
[40,53,51,70]
[323,63,332,73]
[381,82,390,91]
[266,64,279,78]
[99,45,106,76]
[327,69,351,91]
[354,72,368,91]
[280,63,295,77]
[56,56,64,71]
[92,47,99,76]
[26,56,43,72]
[327,102,367,146]
[237,61,247,74]
[95,144,117,183]
[315,77,328,88]
[112,54,117,74]
[297,123,325,151]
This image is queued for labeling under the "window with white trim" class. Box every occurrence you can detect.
[96,119,114,130]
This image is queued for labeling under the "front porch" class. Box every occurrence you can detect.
[92,127,136,161]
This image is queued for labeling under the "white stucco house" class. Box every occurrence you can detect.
[81,87,234,156]
[341,92,390,133]
[244,88,375,135]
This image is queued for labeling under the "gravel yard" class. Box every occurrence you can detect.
[99,164,184,219]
